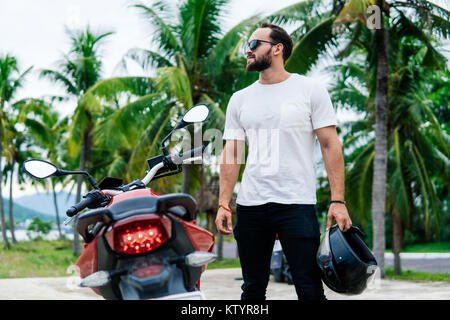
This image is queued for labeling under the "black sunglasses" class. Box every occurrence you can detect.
[246,39,278,51]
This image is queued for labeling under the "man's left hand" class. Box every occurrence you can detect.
[326,203,352,232]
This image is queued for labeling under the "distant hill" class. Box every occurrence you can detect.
[8,192,76,222]
[2,198,55,222]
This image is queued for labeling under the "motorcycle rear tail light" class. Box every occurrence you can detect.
[114,220,169,255]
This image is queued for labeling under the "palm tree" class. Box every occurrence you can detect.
[329,16,448,274]
[72,1,348,260]
[0,53,32,248]
[41,27,113,255]
[15,97,69,239]
[85,0,340,195]
[332,0,450,276]
[2,114,26,244]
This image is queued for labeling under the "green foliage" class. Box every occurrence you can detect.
[401,242,450,253]
[207,258,240,270]
[385,268,450,281]
[2,1,449,256]
[326,10,449,243]
[0,240,77,278]
[26,218,52,240]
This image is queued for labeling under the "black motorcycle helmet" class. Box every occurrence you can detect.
[317,224,378,295]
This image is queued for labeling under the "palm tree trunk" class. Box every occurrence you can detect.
[8,160,17,243]
[73,115,93,256]
[371,1,389,279]
[73,141,86,256]
[181,164,191,194]
[74,175,83,255]
[52,180,63,240]
[391,209,404,275]
[0,139,10,249]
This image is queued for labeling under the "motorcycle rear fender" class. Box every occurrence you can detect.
[95,214,205,299]
[118,265,190,300]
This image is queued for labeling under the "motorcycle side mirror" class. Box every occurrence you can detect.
[181,104,209,125]
[161,104,209,154]
[23,159,100,189]
[23,159,59,179]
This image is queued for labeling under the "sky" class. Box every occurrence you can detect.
[0,0,308,115]
[0,0,355,198]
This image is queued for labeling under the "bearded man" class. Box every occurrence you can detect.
[215,22,352,301]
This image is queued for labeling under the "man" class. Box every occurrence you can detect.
[215,22,352,301]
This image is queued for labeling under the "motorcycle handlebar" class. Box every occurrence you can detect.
[66,146,205,216]
[171,145,205,164]
[66,190,104,217]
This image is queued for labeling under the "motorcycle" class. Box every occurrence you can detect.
[23,104,217,300]
[270,236,293,284]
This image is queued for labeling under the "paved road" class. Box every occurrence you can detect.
[384,253,450,273]
[214,242,450,273]
[1,268,449,300]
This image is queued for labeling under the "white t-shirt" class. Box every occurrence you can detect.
[223,73,337,206]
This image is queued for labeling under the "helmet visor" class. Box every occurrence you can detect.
[317,229,342,291]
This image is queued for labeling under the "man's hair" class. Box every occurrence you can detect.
[259,22,293,62]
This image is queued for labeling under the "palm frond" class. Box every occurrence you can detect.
[84,76,155,103]
[124,48,174,72]
[22,118,54,147]
[285,17,336,75]
[133,2,181,58]
[40,69,78,96]
[345,140,375,225]
[265,0,321,26]
[391,130,411,222]
[127,102,177,180]
[394,11,447,70]
[409,143,431,235]
[179,0,228,65]
[94,92,163,148]
[156,66,192,107]
[107,156,128,178]
[11,66,33,93]
[413,144,441,234]
[333,0,377,26]
[204,14,261,78]
[391,0,450,38]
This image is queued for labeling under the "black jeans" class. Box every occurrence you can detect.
[234,202,326,301]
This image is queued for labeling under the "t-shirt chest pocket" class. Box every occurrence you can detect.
[279,100,311,129]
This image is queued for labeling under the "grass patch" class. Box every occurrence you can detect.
[214,235,236,244]
[401,242,450,253]
[0,240,240,279]
[384,242,450,253]
[207,258,240,270]
[0,240,78,278]
[385,268,450,282]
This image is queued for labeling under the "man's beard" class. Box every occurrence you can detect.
[246,47,272,72]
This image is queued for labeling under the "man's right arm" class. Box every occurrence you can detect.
[215,139,245,235]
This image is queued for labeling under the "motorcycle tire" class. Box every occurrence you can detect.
[273,268,285,283]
